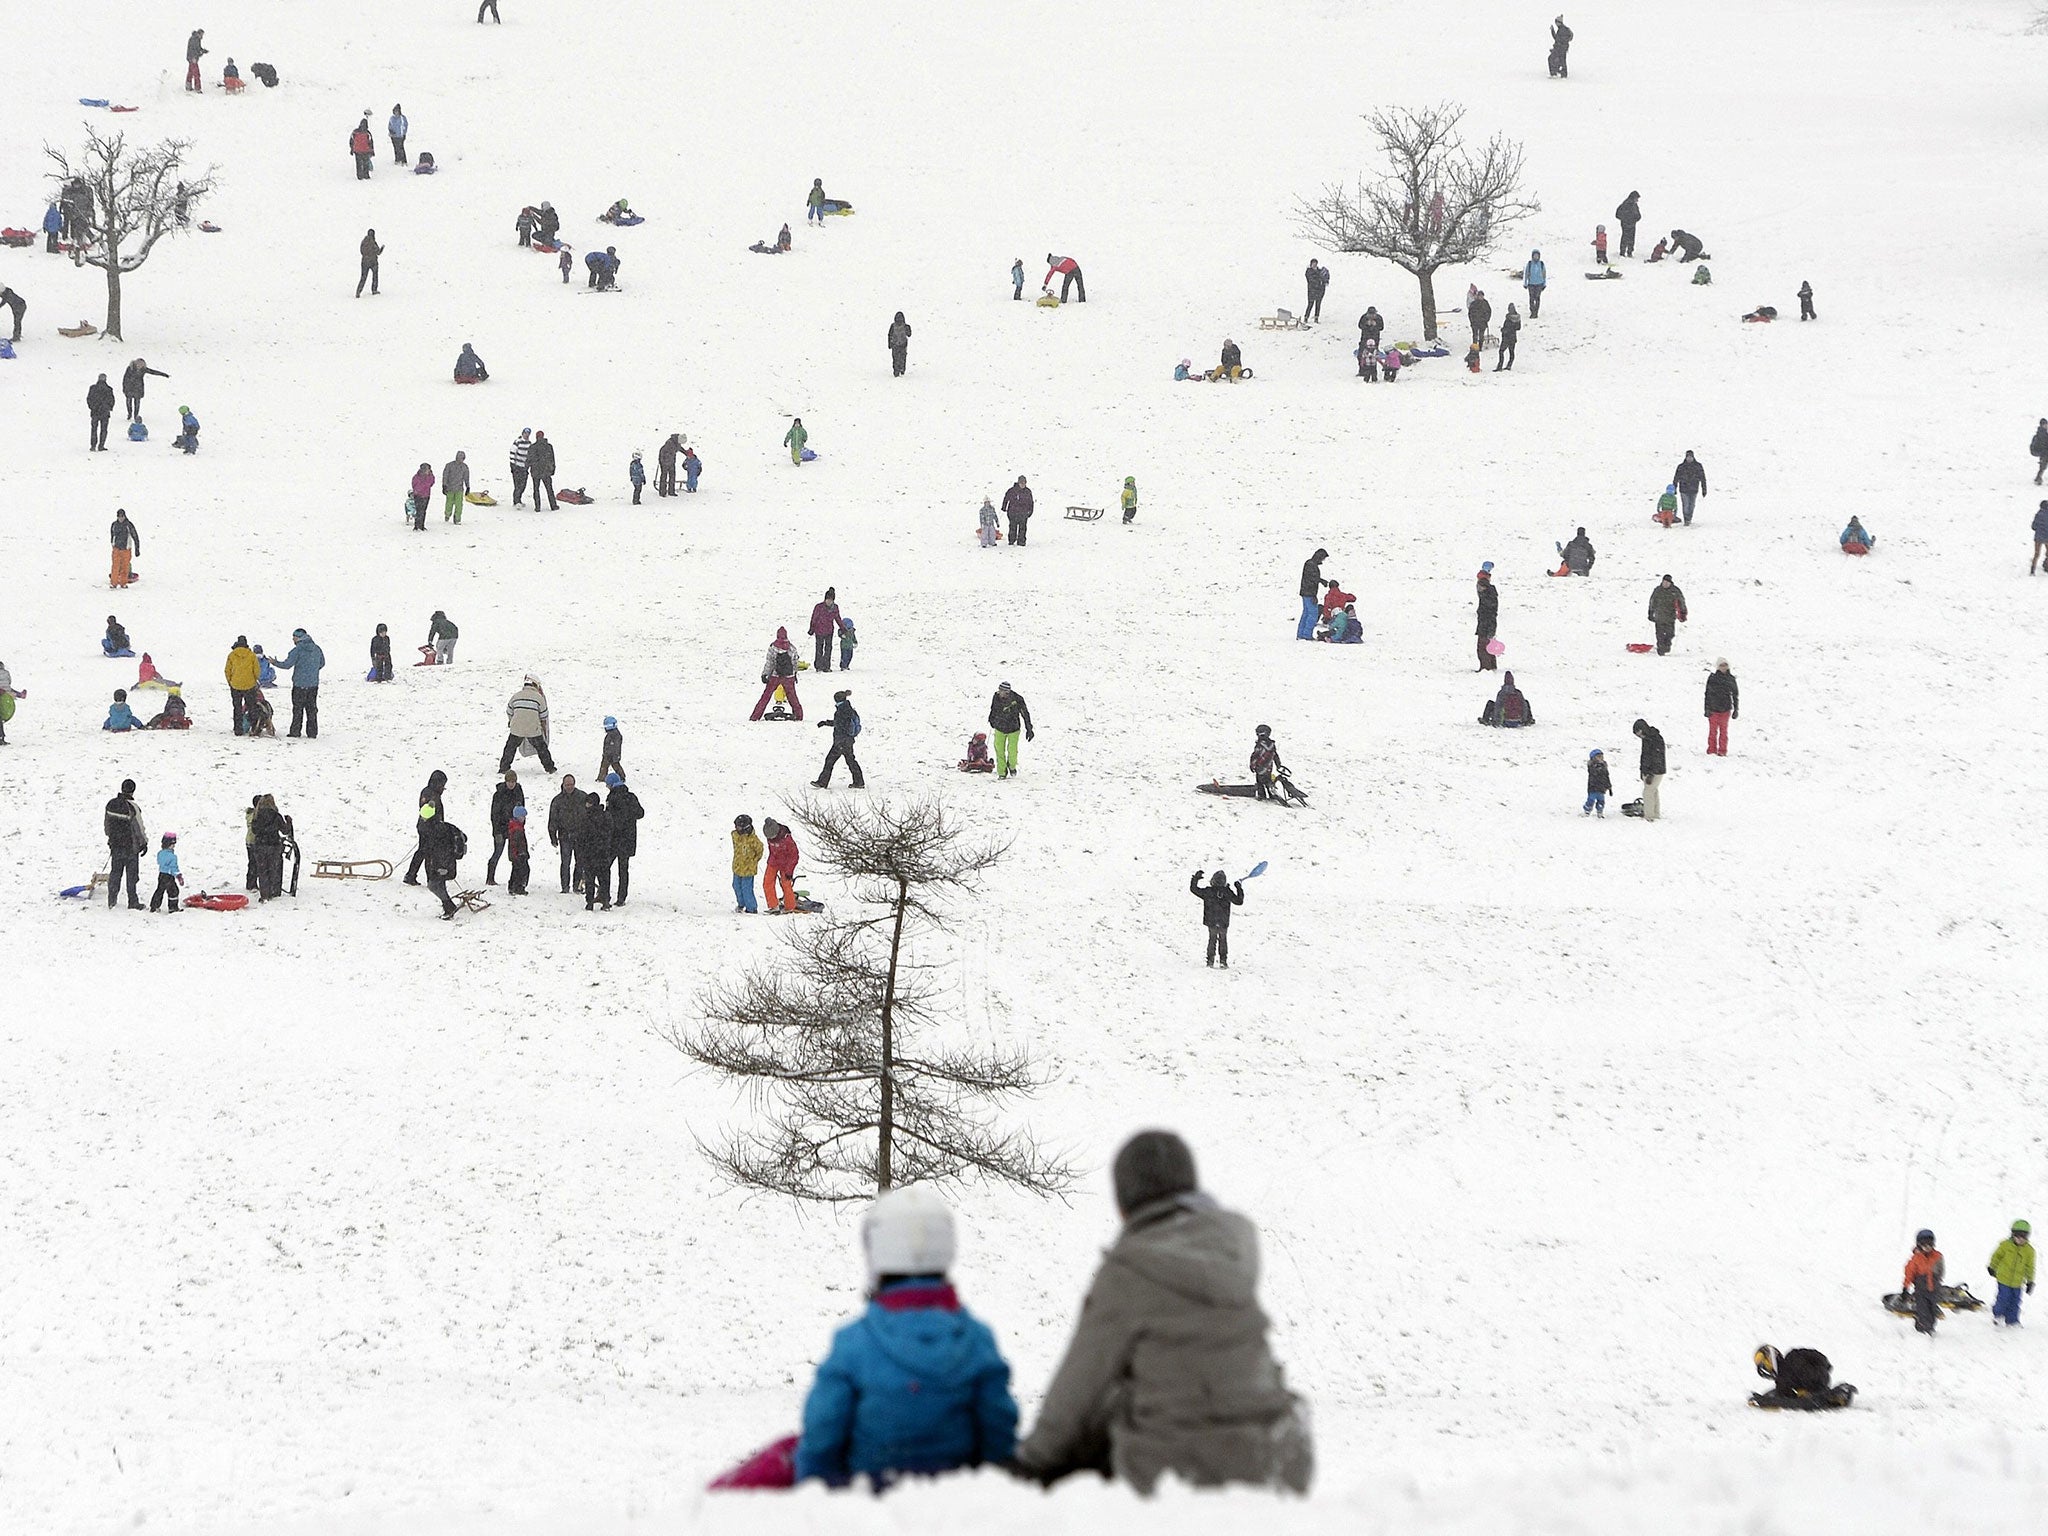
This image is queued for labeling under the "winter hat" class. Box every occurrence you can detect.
[834,690,850,702]
[1588,748,1604,760]
[2014,1220,2033,1234]
[861,1184,955,1285]
[511,806,527,821]
[1916,1229,1936,1244]
[168,686,181,697]
[162,832,177,845]
[1715,658,1729,668]
[1666,484,1677,494]
[603,715,617,728]
[120,778,136,793]
[733,814,753,831]
[1112,1129,1198,1216]
[774,626,789,642]
[1632,718,1648,733]
[605,772,622,787]
[114,688,128,701]
[293,628,307,640]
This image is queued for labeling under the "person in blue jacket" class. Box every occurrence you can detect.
[683,445,701,493]
[277,627,326,737]
[253,645,278,688]
[43,202,63,254]
[1522,250,1547,318]
[1839,516,1874,552]
[103,688,141,731]
[629,450,646,504]
[795,1184,1018,1488]
[174,405,200,453]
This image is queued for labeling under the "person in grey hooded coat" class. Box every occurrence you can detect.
[1016,1130,1312,1495]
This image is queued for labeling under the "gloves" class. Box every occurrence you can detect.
[817,720,828,729]
[1025,729,1035,742]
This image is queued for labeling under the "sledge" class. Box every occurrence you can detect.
[531,241,561,253]
[198,222,221,233]
[185,892,250,912]
[312,858,393,881]
[59,873,109,900]
[1035,293,1062,308]
[112,105,139,113]
[58,322,99,338]
[1750,1386,1856,1411]
[709,1435,798,1491]
[1620,799,1645,817]
[1625,642,1655,653]
[1881,1284,1985,1317]
[78,97,110,107]
[556,488,593,504]
[1583,269,1622,280]
[794,896,826,913]
[1064,505,1104,522]
[1749,1345,1856,1410]
[1197,771,1309,807]
[599,213,645,227]
[451,888,491,914]
[818,199,854,216]
[103,648,137,658]
[414,645,441,667]
[464,491,497,505]
[0,229,34,247]
[1841,541,1870,556]
[798,448,817,462]
[1258,310,1307,331]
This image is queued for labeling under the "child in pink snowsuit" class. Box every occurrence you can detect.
[1593,224,1609,265]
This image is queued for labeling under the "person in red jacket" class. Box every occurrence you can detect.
[763,816,800,913]
[1043,254,1085,303]
[349,119,374,180]
[808,587,841,673]
[1902,1229,1944,1336]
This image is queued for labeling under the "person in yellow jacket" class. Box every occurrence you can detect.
[223,635,261,735]
[1989,1220,2035,1327]
[731,813,765,913]
[1121,476,1137,526]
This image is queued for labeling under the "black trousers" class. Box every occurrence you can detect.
[1478,634,1497,670]
[1526,286,1543,318]
[613,852,631,904]
[232,687,259,733]
[1009,517,1028,547]
[406,824,432,882]
[1495,338,1516,370]
[1059,268,1084,302]
[1305,289,1323,322]
[817,742,864,787]
[632,481,642,503]
[508,855,530,894]
[354,153,371,180]
[657,463,676,495]
[90,413,110,449]
[559,840,577,892]
[108,849,140,907]
[532,472,556,509]
[478,0,499,18]
[511,466,529,504]
[813,634,833,672]
[487,829,509,882]
[427,875,456,916]
[584,856,612,908]
[254,845,284,899]
[357,259,378,296]
[890,346,906,376]
[124,393,141,421]
[1206,926,1229,965]
[501,733,555,773]
[390,135,407,164]
[1799,295,1815,320]
[1655,619,1676,655]
[288,685,318,737]
[151,872,181,911]
[1618,223,1636,257]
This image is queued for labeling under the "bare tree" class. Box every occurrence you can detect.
[44,126,217,341]
[1296,104,1537,341]
[660,796,1072,1203]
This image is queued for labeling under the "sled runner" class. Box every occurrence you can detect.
[1881,1284,1985,1317]
[58,322,99,338]
[59,873,109,900]
[1258,310,1307,331]
[185,892,250,912]
[313,858,393,881]
[451,888,491,914]
[1064,505,1104,522]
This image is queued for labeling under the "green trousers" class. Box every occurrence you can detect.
[444,490,464,523]
[994,730,1020,776]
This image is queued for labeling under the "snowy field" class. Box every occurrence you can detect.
[4,0,2048,1531]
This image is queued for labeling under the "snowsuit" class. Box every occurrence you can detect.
[683,449,701,492]
[486,779,526,883]
[764,826,800,913]
[815,696,864,788]
[1904,1244,1945,1334]
[809,596,841,672]
[548,785,585,893]
[988,688,1033,778]
[1017,1194,1311,1493]
[1584,756,1611,815]
[887,313,912,376]
[1798,281,1815,321]
[104,792,147,907]
[151,845,183,912]
[1121,480,1137,524]
[1648,579,1687,655]
[1191,874,1244,966]
[606,782,643,903]
[731,828,764,912]
[1989,1237,2036,1326]
[578,794,614,909]
[370,629,392,681]
[1002,482,1034,547]
[1012,259,1024,299]
[1704,667,1738,756]
[979,499,1000,547]
[629,454,645,504]
[752,632,802,720]
[1476,579,1499,670]
[795,1280,1018,1487]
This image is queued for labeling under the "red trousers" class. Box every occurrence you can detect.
[750,677,801,720]
[764,867,797,911]
[1707,711,1730,755]
[186,61,202,90]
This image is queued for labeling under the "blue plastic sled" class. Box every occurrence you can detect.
[610,214,645,226]
[79,97,110,108]
[102,645,136,658]
[799,448,817,462]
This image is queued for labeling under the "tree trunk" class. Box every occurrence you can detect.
[1416,265,1439,342]
[876,877,907,1192]
[103,236,124,341]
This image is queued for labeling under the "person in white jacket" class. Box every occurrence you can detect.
[500,675,555,772]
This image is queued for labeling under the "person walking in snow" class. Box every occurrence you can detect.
[402,770,448,885]
[887,311,912,376]
[784,417,808,466]
[107,508,141,589]
[509,428,533,506]
[1467,289,1492,346]
[979,496,1000,548]
[1673,450,1708,524]
[409,462,436,526]
[527,430,557,508]
[1633,718,1666,822]
[1121,476,1138,524]
[349,119,375,180]
[987,682,1034,780]
[486,769,524,884]
[1002,476,1034,547]
[278,627,325,738]
[604,773,643,904]
[597,715,624,781]
[1903,1229,1944,1335]
[1648,574,1688,655]
[185,29,207,92]
[1703,659,1738,756]
[1011,257,1025,300]
[547,774,583,893]
[808,588,841,673]
[2032,501,2048,575]
[442,450,470,522]
[1303,259,1329,324]
[1989,1221,2035,1328]
[1475,569,1499,671]
[418,804,463,919]
[1495,304,1520,371]
[104,777,147,908]
[1615,191,1641,258]
[751,627,802,720]
[477,0,501,21]
[838,615,856,671]
[501,675,555,772]
[357,229,383,297]
[387,105,408,165]
[1190,869,1245,968]
[814,690,865,789]
[2031,420,2048,486]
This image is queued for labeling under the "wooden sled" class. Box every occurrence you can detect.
[313,858,393,881]
[1064,505,1104,522]
[59,872,110,900]
[1258,310,1307,330]
[58,321,99,338]
[452,888,491,913]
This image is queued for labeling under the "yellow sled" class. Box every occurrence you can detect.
[1035,293,1062,308]
[465,492,498,506]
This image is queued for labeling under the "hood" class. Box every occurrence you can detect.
[857,1292,984,1386]
[774,626,790,644]
[1107,1194,1260,1308]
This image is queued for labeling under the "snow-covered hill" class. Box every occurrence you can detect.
[3,1,2046,1531]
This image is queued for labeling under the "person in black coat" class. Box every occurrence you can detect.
[1190,869,1245,968]
[887,311,912,376]
[485,769,524,884]
[578,790,614,910]
[1673,451,1708,524]
[1561,527,1595,575]
[103,777,147,909]
[1358,307,1384,354]
[1548,14,1573,76]
[1001,476,1034,547]
[548,774,584,893]
[121,358,168,422]
[1303,260,1329,323]
[1615,191,1641,258]
[0,286,24,344]
[357,229,383,297]
[1704,659,1739,756]
[814,690,865,788]
[1468,290,1492,345]
[370,623,393,681]
[87,373,116,450]
[526,431,558,509]
[604,773,643,904]
[1476,571,1500,671]
[1298,547,1330,640]
[403,769,448,883]
[656,432,681,496]
[419,806,463,918]
[1633,718,1666,822]
[1495,304,1521,371]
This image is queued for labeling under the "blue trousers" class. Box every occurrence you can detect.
[1583,792,1606,814]
[733,874,757,912]
[1297,595,1319,639]
[1995,1283,2024,1324]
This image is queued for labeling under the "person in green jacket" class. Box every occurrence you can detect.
[785,417,808,465]
[1121,476,1137,525]
[1655,484,1679,527]
[1989,1220,2035,1326]
[807,178,827,226]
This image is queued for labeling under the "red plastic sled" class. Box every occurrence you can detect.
[185,892,250,911]
[708,1435,798,1491]
[1842,542,1869,556]
[1625,642,1655,653]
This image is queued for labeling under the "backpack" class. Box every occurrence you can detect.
[848,709,862,739]
[449,824,468,860]
[773,648,795,678]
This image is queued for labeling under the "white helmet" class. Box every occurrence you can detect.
[861,1184,955,1287]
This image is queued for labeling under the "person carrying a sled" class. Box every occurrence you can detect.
[1190,870,1245,968]
[1989,1220,2034,1327]
[1904,1229,1944,1335]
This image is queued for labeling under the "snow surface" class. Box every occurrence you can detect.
[4,0,2047,1531]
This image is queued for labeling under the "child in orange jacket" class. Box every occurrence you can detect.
[1902,1229,1944,1335]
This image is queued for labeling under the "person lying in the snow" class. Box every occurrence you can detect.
[1749,1345,1855,1410]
